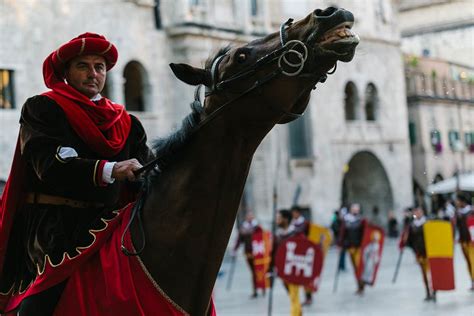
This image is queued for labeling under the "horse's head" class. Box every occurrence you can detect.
[170,7,359,124]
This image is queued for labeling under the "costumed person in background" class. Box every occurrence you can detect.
[289,205,313,306]
[402,207,436,301]
[273,209,302,316]
[371,206,383,228]
[439,199,456,221]
[337,206,348,272]
[454,193,474,291]
[387,211,399,238]
[339,203,366,295]
[232,211,262,298]
[330,209,342,242]
[0,33,154,315]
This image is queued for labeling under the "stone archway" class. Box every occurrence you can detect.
[341,151,393,223]
[123,60,151,111]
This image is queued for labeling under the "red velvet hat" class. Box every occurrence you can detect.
[51,32,118,74]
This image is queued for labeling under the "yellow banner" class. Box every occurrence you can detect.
[423,220,454,258]
[308,224,332,254]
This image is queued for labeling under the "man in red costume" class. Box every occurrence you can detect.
[0,33,153,315]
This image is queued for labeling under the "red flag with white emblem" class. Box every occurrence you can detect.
[251,228,272,289]
[275,235,323,286]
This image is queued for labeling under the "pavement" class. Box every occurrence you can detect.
[213,239,474,316]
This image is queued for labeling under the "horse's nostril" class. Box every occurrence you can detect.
[314,6,339,18]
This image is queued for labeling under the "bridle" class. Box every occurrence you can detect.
[204,18,335,117]
[121,18,337,256]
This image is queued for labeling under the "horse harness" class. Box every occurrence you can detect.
[121,18,337,256]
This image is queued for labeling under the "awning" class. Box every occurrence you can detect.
[426,172,474,194]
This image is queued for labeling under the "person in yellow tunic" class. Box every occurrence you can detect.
[274,209,302,316]
[403,207,435,301]
[339,203,366,295]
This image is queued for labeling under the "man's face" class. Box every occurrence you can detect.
[277,213,289,228]
[65,54,106,98]
[455,198,466,208]
[291,210,299,219]
[245,212,254,222]
[276,213,283,226]
[350,205,360,215]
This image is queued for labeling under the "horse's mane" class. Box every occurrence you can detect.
[147,101,203,183]
[144,45,233,185]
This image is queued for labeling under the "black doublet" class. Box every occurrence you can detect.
[456,206,473,242]
[342,214,363,248]
[407,220,426,257]
[0,95,153,294]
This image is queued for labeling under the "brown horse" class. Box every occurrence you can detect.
[133,6,358,316]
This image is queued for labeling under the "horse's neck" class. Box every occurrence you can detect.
[138,116,272,315]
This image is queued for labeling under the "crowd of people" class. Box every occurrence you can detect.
[231,192,473,315]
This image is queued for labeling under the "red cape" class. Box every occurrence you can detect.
[2,204,217,315]
[0,51,131,299]
[0,139,26,287]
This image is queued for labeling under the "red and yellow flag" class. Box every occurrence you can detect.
[424,220,455,291]
[308,224,332,255]
[252,228,272,289]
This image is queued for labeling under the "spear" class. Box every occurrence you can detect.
[392,249,404,283]
[226,254,237,291]
[333,249,343,293]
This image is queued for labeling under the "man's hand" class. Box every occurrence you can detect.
[111,159,143,181]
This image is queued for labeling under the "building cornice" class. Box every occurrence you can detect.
[165,22,265,43]
[407,95,474,105]
[165,22,401,47]
[402,18,474,37]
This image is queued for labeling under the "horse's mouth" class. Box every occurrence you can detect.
[320,22,358,45]
[315,22,359,62]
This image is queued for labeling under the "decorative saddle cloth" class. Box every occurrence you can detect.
[2,204,216,315]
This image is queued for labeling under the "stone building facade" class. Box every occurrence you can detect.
[399,0,474,209]
[405,56,474,206]
[0,0,413,225]
[399,0,474,67]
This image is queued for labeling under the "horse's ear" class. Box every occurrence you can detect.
[169,63,211,86]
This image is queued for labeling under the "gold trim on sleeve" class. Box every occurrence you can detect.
[93,160,100,186]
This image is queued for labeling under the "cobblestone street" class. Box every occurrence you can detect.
[214,239,474,316]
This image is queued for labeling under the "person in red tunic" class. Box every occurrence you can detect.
[232,211,262,298]
[288,205,314,306]
[0,33,153,315]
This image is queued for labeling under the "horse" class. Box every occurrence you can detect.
[133,6,359,315]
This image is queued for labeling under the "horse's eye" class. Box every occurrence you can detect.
[237,53,247,63]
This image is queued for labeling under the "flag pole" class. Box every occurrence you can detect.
[267,133,282,316]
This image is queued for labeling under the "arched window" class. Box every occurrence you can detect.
[123,61,150,112]
[365,83,379,121]
[344,81,359,121]
[289,112,313,159]
[250,0,259,16]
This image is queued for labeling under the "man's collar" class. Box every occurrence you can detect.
[90,94,102,102]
